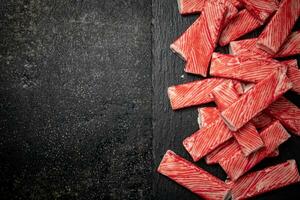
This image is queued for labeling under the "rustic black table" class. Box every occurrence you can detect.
[0,0,299,199]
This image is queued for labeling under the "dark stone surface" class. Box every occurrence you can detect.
[0,0,152,199]
[1,0,300,200]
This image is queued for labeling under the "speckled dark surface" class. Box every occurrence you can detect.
[0,0,152,199]
[1,0,300,200]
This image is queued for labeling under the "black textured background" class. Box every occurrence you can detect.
[0,0,299,200]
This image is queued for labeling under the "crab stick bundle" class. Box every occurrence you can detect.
[171,1,226,76]
[219,9,261,46]
[184,110,266,161]
[183,117,234,161]
[238,0,279,23]
[167,78,227,110]
[229,41,300,93]
[219,121,290,181]
[205,135,279,165]
[157,150,231,200]
[235,82,299,134]
[221,68,292,131]
[257,0,300,55]
[205,140,280,165]
[199,111,277,164]
[212,81,264,156]
[231,160,300,200]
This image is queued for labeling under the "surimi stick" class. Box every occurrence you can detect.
[229,123,264,157]
[211,81,241,111]
[276,31,300,57]
[266,97,300,136]
[157,150,231,200]
[205,139,240,165]
[219,121,291,181]
[167,78,227,110]
[287,66,300,94]
[238,0,279,23]
[183,117,233,161]
[256,0,300,55]
[221,68,292,131]
[171,1,226,76]
[230,38,271,57]
[230,32,300,58]
[229,40,300,93]
[212,81,264,156]
[283,60,300,94]
[210,53,287,83]
[231,160,300,200]
[219,0,239,25]
[177,0,238,25]
[251,112,274,129]
[219,9,261,46]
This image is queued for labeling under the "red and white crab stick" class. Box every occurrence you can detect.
[157,150,231,200]
[231,160,300,200]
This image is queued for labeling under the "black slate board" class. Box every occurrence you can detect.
[152,0,300,200]
[0,0,300,200]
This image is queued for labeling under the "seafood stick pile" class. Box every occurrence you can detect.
[157,0,300,199]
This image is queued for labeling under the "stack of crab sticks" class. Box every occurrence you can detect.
[158,0,300,199]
